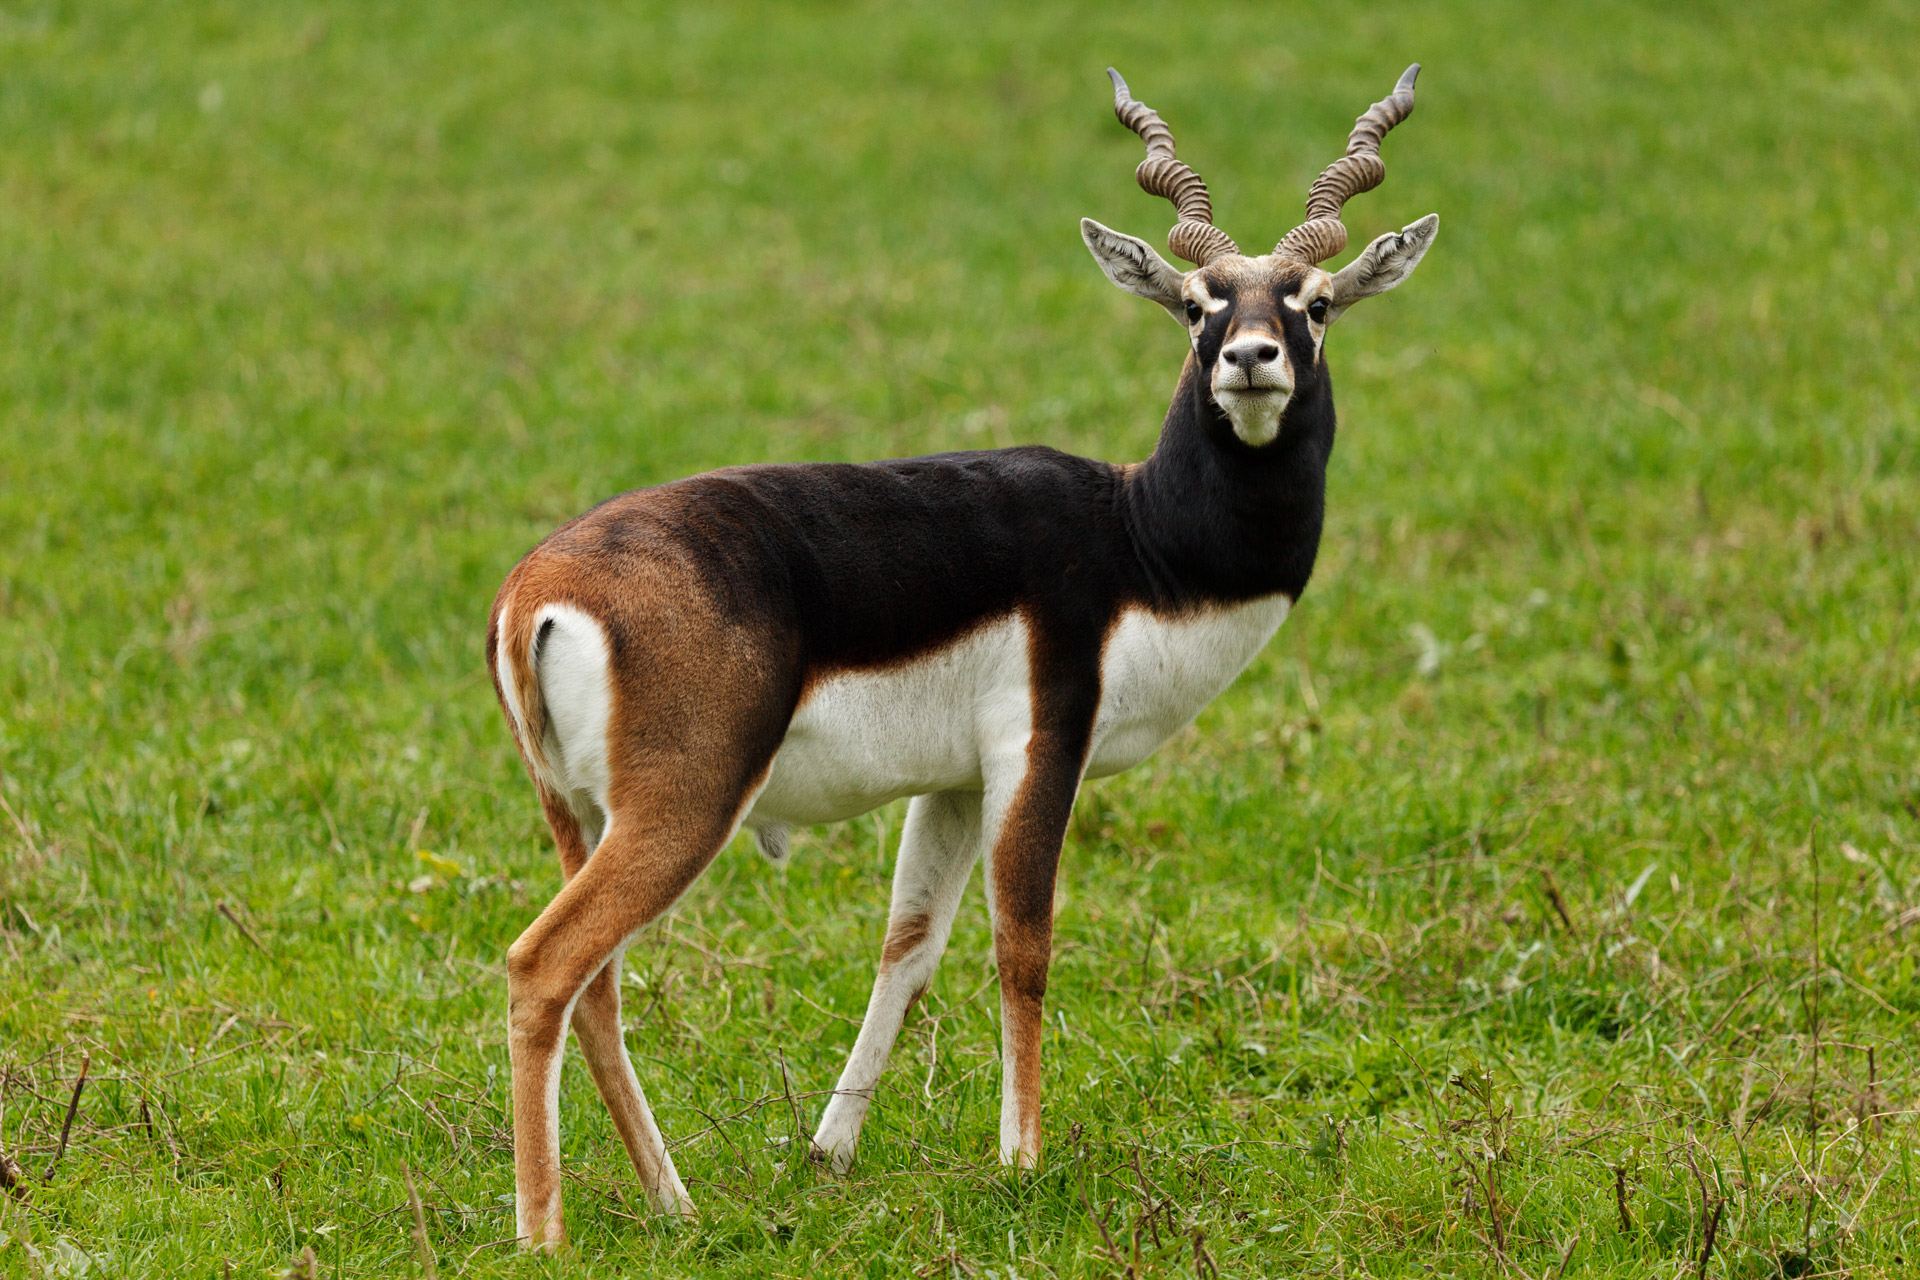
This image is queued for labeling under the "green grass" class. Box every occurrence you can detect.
[1,0,1917,1275]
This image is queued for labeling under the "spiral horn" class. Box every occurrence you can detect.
[1275,64,1420,265]
[1107,68,1240,267]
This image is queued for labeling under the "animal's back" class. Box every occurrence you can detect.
[489,446,1137,819]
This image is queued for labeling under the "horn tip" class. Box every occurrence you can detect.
[1398,64,1420,93]
[1107,67,1129,97]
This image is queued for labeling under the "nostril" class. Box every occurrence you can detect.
[1221,349,1240,367]
[1254,342,1279,364]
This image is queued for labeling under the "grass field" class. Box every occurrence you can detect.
[2,1,1917,1275]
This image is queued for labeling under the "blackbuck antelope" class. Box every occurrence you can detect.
[487,65,1437,1249]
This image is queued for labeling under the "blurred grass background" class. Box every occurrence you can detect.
[0,0,1916,1276]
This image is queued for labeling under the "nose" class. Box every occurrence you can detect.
[1221,336,1280,367]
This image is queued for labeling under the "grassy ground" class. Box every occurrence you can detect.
[2,0,1917,1275]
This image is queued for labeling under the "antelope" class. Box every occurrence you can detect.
[487,64,1437,1250]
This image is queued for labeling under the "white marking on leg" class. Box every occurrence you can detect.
[509,974,583,1250]
[813,791,985,1169]
[572,950,695,1217]
[976,750,1042,1169]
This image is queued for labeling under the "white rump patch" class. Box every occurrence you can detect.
[532,603,615,815]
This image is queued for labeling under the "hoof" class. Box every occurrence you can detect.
[516,1230,564,1255]
[516,1202,565,1253]
[805,1137,857,1174]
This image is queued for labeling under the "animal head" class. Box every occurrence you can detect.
[1082,66,1438,448]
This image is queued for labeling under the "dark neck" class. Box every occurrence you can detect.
[1123,355,1336,608]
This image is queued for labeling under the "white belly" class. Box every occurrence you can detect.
[747,614,1033,827]
[744,595,1290,830]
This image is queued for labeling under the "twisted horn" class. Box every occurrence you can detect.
[1108,68,1240,267]
[1275,64,1420,265]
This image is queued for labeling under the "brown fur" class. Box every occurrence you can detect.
[985,721,1089,1168]
[489,561,555,784]
[492,538,804,1250]
[880,911,934,968]
[482,282,1347,1232]
[487,67,1429,1241]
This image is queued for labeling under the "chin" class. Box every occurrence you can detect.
[1214,390,1289,447]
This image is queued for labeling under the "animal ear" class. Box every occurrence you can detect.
[1080,217,1186,318]
[1325,213,1438,323]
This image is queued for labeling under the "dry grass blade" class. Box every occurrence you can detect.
[217,900,271,957]
[1684,1141,1724,1280]
[1541,870,1578,938]
[0,786,43,860]
[1697,1197,1725,1279]
[404,1166,438,1279]
[42,1051,90,1183]
[1081,1185,1135,1279]
[777,1054,806,1149]
[1803,820,1821,1257]
[1191,1225,1219,1279]
[0,1065,24,1199]
[1551,1232,1580,1279]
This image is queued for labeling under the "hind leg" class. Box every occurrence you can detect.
[538,792,694,1219]
[812,791,983,1169]
[496,555,800,1250]
[508,799,741,1250]
[569,951,694,1216]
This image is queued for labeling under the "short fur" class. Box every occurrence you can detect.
[485,90,1435,1254]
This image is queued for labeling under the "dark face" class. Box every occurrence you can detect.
[1180,256,1336,447]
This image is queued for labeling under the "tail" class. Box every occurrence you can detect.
[489,583,557,790]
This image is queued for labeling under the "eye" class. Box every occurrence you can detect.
[1307,297,1330,324]
[1184,300,1203,324]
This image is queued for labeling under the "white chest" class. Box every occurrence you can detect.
[745,595,1290,830]
[1085,594,1291,777]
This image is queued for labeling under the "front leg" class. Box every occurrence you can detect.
[813,791,983,1169]
[982,729,1087,1169]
